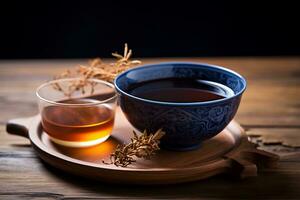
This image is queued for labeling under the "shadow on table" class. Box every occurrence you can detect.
[40,159,297,199]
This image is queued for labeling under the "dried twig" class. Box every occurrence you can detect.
[103,129,165,167]
[53,43,141,97]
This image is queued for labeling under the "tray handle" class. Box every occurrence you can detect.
[6,116,37,139]
[225,140,280,178]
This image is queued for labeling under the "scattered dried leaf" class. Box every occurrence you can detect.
[103,129,165,167]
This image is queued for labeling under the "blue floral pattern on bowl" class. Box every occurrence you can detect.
[115,62,247,151]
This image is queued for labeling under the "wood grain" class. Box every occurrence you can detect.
[1,57,300,199]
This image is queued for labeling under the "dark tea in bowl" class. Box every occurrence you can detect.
[36,78,117,147]
[114,62,247,151]
[128,78,234,102]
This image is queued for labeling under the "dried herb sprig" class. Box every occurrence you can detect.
[78,43,141,83]
[103,129,165,167]
[53,43,141,97]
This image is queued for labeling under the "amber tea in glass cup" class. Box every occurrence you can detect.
[36,78,117,147]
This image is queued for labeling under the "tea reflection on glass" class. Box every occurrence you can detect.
[36,78,117,147]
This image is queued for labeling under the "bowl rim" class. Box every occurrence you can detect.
[114,62,247,106]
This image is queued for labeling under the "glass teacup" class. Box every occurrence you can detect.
[36,78,117,147]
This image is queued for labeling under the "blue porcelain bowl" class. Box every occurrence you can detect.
[114,62,247,151]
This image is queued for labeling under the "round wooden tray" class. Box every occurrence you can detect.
[6,108,279,184]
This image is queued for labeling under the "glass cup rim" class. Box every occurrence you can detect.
[36,78,117,106]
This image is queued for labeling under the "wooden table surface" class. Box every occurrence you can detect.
[0,57,300,199]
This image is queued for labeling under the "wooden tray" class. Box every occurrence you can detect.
[6,108,279,184]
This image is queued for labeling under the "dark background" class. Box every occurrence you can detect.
[0,1,299,59]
